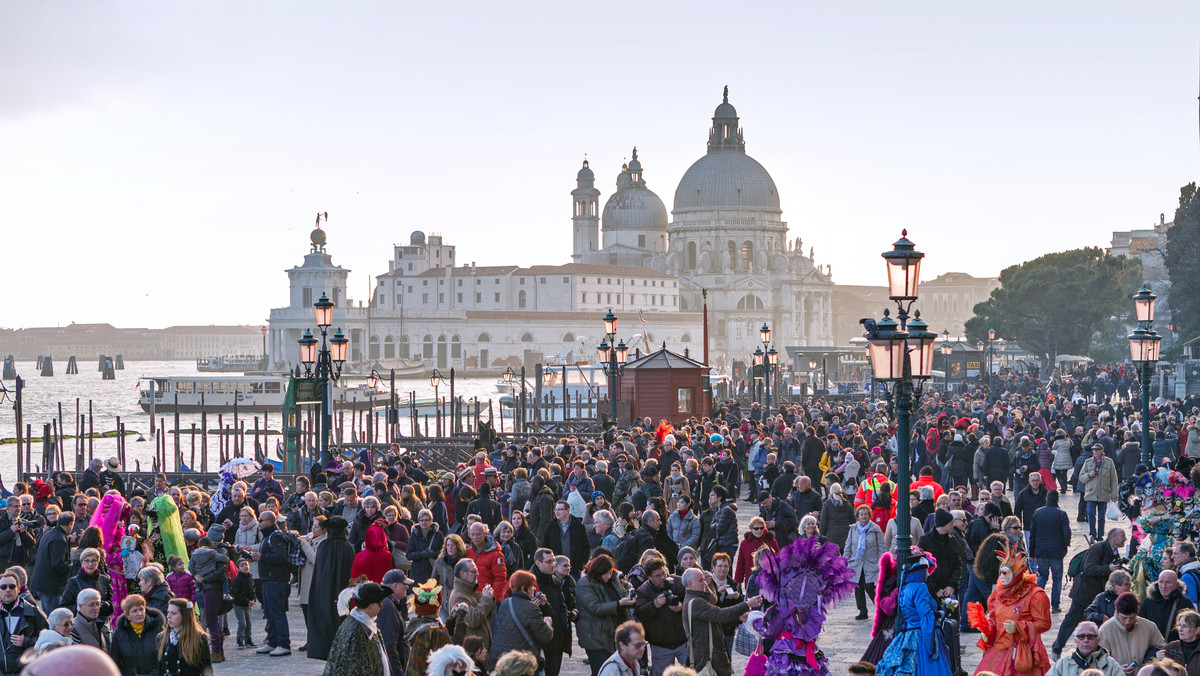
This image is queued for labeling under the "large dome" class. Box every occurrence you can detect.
[673,151,780,213]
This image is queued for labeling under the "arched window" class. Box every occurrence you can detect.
[478,332,491,343]
[422,335,433,359]
[383,335,395,359]
[562,332,575,342]
[742,241,754,269]
[518,290,527,309]
[520,332,534,343]
[736,294,764,310]
[451,335,461,359]
[727,241,737,270]
[681,333,692,343]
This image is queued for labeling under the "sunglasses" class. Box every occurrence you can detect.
[1075,633,1098,640]
[0,585,15,590]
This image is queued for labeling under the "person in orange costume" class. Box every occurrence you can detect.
[968,539,1052,676]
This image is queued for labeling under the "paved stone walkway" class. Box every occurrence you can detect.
[217,489,1101,674]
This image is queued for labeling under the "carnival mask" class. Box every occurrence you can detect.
[998,566,1014,587]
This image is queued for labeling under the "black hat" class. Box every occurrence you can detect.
[355,582,393,607]
[326,515,349,532]
[934,508,954,529]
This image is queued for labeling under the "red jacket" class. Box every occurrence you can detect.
[909,476,945,503]
[854,473,897,531]
[473,461,491,490]
[734,531,779,585]
[350,523,393,583]
[466,535,508,602]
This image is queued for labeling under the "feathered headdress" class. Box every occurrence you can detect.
[996,537,1028,578]
[411,579,443,616]
[655,420,674,445]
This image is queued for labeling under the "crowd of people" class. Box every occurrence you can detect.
[13,360,1200,676]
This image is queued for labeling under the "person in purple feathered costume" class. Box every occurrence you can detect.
[746,534,856,676]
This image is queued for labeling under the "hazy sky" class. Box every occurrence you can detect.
[3,2,1198,329]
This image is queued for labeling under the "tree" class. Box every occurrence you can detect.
[965,248,1142,363]
[1165,182,1200,335]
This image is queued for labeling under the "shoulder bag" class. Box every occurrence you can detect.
[507,598,546,673]
[687,598,719,676]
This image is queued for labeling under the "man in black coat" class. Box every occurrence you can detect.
[378,569,411,676]
[788,475,822,521]
[0,498,35,574]
[1140,570,1195,643]
[533,548,573,676]
[799,429,825,485]
[1051,527,1125,657]
[770,462,799,502]
[29,512,73,614]
[917,509,962,599]
[541,501,589,578]
[759,492,797,548]
[1029,490,1070,611]
[306,515,355,661]
[0,569,45,676]
[591,461,616,502]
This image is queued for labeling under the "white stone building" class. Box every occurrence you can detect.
[267,90,834,374]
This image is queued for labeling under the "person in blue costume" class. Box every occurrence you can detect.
[876,550,952,676]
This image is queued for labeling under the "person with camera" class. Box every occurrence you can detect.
[681,567,763,676]
[30,512,73,615]
[633,555,687,676]
[577,554,636,676]
[0,498,35,580]
[532,548,572,676]
[1053,527,1128,660]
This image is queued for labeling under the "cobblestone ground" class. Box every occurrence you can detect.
[217,489,1100,675]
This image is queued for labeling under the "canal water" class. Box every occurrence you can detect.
[0,361,505,479]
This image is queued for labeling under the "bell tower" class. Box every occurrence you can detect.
[571,158,600,262]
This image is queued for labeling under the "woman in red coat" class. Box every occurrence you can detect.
[350,521,393,583]
[734,516,779,584]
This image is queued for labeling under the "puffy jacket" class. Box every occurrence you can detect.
[406,523,444,585]
[1140,581,1196,642]
[188,545,231,591]
[61,569,114,620]
[711,501,739,549]
[509,479,531,513]
[467,534,509,601]
[109,606,165,675]
[1052,438,1075,471]
[1085,590,1120,626]
[576,573,629,653]
[487,591,553,667]
[666,509,700,549]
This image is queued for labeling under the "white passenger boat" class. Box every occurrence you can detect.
[138,375,390,413]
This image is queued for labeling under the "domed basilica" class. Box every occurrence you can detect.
[576,88,834,361]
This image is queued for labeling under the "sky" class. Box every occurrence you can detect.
[2,1,1198,329]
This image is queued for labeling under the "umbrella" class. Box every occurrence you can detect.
[219,458,261,479]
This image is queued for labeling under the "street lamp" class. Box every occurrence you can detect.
[863,229,935,588]
[296,291,349,466]
[598,311,628,427]
[1128,284,1161,465]
[940,329,953,393]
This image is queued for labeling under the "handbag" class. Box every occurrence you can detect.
[687,598,719,676]
[392,549,411,571]
[733,611,762,656]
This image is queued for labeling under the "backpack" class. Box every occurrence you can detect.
[272,530,303,573]
[613,534,637,572]
[1066,549,1088,579]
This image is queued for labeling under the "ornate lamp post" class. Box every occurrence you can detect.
[598,310,629,427]
[758,323,775,412]
[297,291,349,465]
[940,329,953,392]
[1128,285,1161,465]
[864,230,936,580]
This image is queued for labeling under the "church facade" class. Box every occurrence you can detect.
[266,91,836,375]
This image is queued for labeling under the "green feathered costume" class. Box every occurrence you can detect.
[147,495,189,569]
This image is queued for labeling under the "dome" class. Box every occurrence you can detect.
[603,184,667,232]
[409,231,426,246]
[714,101,737,119]
[673,151,780,213]
[576,159,594,181]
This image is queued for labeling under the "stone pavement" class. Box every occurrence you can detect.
[216,488,1103,675]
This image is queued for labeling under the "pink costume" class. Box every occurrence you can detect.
[90,493,130,624]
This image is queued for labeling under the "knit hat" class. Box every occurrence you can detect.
[934,509,954,529]
[591,491,605,502]
[678,546,698,565]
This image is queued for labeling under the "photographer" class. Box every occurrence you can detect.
[0,497,35,575]
[633,556,687,676]
[1052,527,1127,659]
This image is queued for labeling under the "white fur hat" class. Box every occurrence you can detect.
[425,644,472,676]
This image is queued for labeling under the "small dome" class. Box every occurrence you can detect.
[576,159,594,181]
[410,231,426,246]
[603,183,668,232]
[714,101,738,119]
